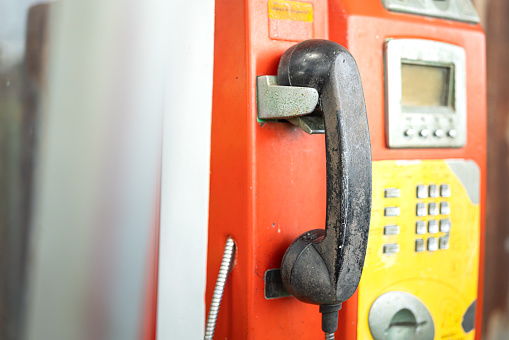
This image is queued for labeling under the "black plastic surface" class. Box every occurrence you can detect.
[279,40,372,306]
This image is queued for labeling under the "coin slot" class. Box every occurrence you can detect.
[386,308,426,340]
[368,291,435,340]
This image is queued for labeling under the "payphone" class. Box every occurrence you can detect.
[206,0,486,339]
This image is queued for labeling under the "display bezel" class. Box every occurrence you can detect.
[385,39,467,149]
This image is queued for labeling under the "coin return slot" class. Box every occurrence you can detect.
[368,291,435,340]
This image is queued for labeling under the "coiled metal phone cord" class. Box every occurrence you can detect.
[204,237,235,340]
[325,333,335,340]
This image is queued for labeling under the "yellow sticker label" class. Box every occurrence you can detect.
[268,0,313,23]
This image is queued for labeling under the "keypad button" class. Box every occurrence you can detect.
[385,207,401,217]
[384,225,400,235]
[384,188,401,198]
[404,129,415,137]
[448,129,457,138]
[440,184,451,198]
[415,239,425,252]
[416,203,427,217]
[383,243,400,255]
[420,129,430,137]
[427,237,438,252]
[440,219,451,233]
[428,202,438,216]
[415,221,426,235]
[429,184,439,198]
[440,202,451,215]
[439,237,450,250]
[434,129,444,138]
[416,185,427,199]
[428,220,438,234]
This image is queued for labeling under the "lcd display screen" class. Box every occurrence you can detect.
[401,62,452,108]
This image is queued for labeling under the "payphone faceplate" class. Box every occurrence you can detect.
[207,0,486,338]
[359,159,480,339]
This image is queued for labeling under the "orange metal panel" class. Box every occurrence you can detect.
[207,0,486,338]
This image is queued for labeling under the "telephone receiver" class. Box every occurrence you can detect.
[277,40,372,334]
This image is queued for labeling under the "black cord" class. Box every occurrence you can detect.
[319,303,342,337]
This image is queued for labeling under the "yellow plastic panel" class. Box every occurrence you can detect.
[358,160,480,340]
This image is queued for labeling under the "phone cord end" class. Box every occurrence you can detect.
[320,303,342,340]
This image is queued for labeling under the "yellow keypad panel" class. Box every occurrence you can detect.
[358,160,480,340]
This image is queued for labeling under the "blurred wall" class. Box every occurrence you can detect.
[473,0,509,339]
[0,2,50,338]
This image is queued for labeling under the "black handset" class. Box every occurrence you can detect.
[278,40,372,335]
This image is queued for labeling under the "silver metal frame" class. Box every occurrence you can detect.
[382,0,480,23]
[385,39,467,148]
[257,76,318,120]
[368,291,435,340]
[256,75,324,134]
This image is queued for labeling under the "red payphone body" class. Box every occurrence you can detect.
[207,0,486,339]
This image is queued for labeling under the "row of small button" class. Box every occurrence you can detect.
[404,129,457,139]
[417,184,451,199]
[416,219,451,234]
[416,202,450,216]
[384,236,450,254]
[415,237,449,252]
[385,185,451,199]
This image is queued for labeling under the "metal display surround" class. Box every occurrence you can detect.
[385,39,467,149]
[382,0,480,23]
